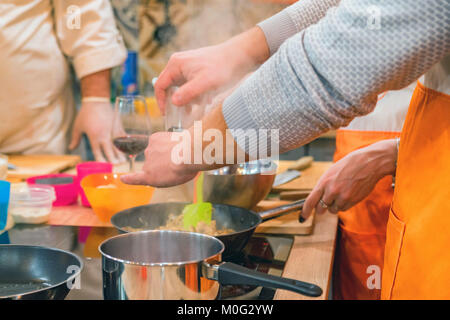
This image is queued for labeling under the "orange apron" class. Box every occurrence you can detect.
[333,130,400,300]
[331,81,416,300]
[381,82,450,299]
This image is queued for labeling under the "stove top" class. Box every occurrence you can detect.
[221,236,293,300]
[2,224,294,300]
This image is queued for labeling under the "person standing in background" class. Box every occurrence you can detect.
[128,0,450,299]
[0,0,127,163]
[324,83,415,299]
[153,0,413,299]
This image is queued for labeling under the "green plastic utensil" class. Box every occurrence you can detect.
[182,172,212,229]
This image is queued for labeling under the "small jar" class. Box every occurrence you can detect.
[9,184,56,224]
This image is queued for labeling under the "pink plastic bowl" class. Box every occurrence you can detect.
[76,162,113,207]
[27,174,78,206]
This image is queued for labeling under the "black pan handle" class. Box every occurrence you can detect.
[257,199,305,222]
[215,262,322,297]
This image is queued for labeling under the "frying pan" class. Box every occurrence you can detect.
[111,199,305,258]
[0,245,83,300]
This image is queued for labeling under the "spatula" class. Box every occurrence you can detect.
[182,172,212,229]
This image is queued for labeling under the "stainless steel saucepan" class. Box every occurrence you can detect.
[99,230,322,300]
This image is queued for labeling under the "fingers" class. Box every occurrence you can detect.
[304,188,358,216]
[315,193,330,215]
[70,127,108,164]
[101,141,120,164]
[90,140,107,163]
[172,76,214,107]
[69,125,82,150]
[302,183,343,220]
[113,147,126,164]
[155,58,185,113]
[94,140,129,164]
[316,188,338,214]
[120,172,149,186]
[302,187,323,220]
[155,82,167,115]
[329,195,350,213]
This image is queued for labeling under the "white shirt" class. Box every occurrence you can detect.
[341,81,418,133]
[424,56,450,96]
[0,0,127,154]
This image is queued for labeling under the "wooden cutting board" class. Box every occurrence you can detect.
[49,204,112,227]
[7,154,81,181]
[272,161,332,192]
[255,200,315,235]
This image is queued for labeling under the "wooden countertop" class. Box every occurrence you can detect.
[275,212,338,300]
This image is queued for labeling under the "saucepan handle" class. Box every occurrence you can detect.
[213,262,322,297]
[257,199,305,222]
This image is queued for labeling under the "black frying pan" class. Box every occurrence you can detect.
[111,200,305,258]
[0,245,83,300]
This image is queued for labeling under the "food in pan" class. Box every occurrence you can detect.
[159,213,234,235]
[124,213,234,236]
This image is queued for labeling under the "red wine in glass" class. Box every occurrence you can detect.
[113,135,149,157]
[112,95,152,172]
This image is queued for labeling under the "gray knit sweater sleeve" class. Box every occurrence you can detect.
[258,0,341,56]
[223,0,450,156]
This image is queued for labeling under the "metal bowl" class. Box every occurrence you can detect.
[202,160,277,210]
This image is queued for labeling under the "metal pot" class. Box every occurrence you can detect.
[202,160,277,210]
[99,230,322,300]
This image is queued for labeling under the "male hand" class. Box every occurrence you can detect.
[120,132,198,188]
[301,139,398,220]
[120,105,244,188]
[155,27,270,112]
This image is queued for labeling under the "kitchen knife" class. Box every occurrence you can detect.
[272,156,314,187]
[273,170,301,187]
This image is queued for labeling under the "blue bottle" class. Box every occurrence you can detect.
[0,180,10,231]
[121,51,139,96]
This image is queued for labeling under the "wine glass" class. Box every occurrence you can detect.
[164,86,205,132]
[112,96,152,172]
